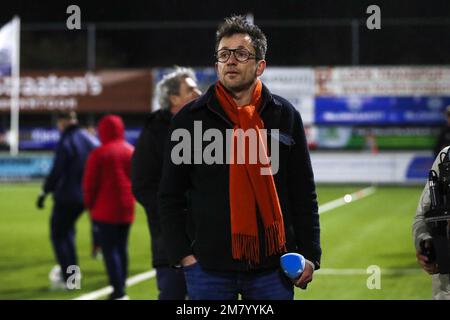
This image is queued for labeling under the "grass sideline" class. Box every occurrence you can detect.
[0,183,431,300]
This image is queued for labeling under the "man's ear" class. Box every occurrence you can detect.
[256,60,266,77]
[215,62,219,75]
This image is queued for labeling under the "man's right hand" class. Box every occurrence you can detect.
[36,192,46,209]
[416,250,438,274]
[294,260,314,289]
[181,254,197,267]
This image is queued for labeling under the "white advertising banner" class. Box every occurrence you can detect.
[315,67,450,96]
[261,67,315,125]
[310,151,433,184]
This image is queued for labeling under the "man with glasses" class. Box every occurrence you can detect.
[159,15,321,300]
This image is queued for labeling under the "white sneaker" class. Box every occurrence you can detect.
[48,265,66,291]
[115,295,130,300]
[49,265,61,282]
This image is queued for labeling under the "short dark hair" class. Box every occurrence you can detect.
[215,15,267,60]
[56,110,77,121]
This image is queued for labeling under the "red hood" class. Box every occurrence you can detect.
[98,115,125,144]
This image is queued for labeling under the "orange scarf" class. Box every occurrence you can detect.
[215,80,286,264]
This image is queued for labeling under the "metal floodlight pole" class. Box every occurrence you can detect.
[87,23,96,70]
[351,19,360,65]
[10,16,20,156]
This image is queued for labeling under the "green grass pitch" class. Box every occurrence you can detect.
[0,183,431,300]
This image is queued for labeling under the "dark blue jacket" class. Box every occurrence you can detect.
[44,124,99,206]
[159,83,321,272]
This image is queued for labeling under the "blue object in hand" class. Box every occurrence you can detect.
[280,253,305,279]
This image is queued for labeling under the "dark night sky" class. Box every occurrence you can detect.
[1,0,449,22]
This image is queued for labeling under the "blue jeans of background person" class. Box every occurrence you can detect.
[156,266,187,300]
[183,262,294,300]
[96,222,131,299]
[50,202,84,282]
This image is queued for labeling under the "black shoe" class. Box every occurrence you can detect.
[108,292,129,300]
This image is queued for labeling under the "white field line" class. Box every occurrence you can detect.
[317,268,422,275]
[319,186,376,215]
[74,186,377,300]
[73,270,156,300]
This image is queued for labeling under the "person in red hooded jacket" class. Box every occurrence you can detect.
[83,115,135,300]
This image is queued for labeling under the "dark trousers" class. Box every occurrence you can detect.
[50,202,84,282]
[91,220,101,248]
[156,267,187,300]
[144,210,187,300]
[96,222,131,299]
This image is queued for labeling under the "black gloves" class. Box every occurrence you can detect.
[36,192,47,209]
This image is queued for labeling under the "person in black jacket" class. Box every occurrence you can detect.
[158,15,321,300]
[131,67,201,299]
[36,110,99,289]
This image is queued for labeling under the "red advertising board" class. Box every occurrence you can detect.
[0,69,153,113]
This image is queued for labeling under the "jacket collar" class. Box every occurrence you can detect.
[158,108,173,122]
[190,82,282,128]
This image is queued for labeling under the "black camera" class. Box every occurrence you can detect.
[424,151,450,274]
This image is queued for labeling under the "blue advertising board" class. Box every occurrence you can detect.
[0,155,53,180]
[315,96,450,125]
[18,127,142,151]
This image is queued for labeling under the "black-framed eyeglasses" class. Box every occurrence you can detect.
[215,48,257,63]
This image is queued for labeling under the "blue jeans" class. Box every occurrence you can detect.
[156,267,187,300]
[183,262,294,300]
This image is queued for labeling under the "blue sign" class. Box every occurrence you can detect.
[19,128,60,150]
[0,155,53,179]
[18,127,142,151]
[406,156,434,181]
[315,96,450,125]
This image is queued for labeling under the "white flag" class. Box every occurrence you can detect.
[0,19,17,76]
[0,17,20,155]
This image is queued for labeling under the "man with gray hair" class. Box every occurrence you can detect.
[131,67,201,299]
